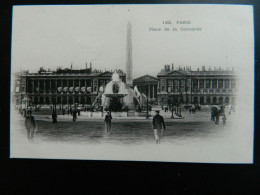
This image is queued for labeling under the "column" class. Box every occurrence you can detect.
[61,80,63,88]
[44,80,46,93]
[230,79,232,89]
[153,84,155,99]
[148,84,150,98]
[38,80,40,93]
[91,80,93,93]
[50,80,52,93]
[32,80,34,94]
[198,79,200,89]
[85,80,87,87]
[210,79,213,89]
[216,79,219,88]
[55,80,57,94]
[67,80,69,93]
[172,79,174,92]
[79,80,81,94]
[204,79,206,89]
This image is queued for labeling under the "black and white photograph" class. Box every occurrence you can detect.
[10,4,254,163]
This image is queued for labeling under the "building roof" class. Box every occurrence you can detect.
[133,74,158,83]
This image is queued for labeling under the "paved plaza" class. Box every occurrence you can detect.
[13,106,235,145]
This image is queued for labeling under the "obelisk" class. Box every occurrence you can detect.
[126,22,133,87]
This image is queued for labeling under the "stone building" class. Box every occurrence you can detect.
[133,75,158,101]
[12,65,126,107]
[157,64,237,105]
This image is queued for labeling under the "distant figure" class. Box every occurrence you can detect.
[62,108,65,115]
[222,115,227,125]
[66,107,69,115]
[25,112,36,140]
[211,107,216,121]
[78,109,80,116]
[52,111,57,123]
[152,110,166,144]
[215,110,220,125]
[73,109,77,122]
[104,112,113,133]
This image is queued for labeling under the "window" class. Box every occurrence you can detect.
[206,79,210,88]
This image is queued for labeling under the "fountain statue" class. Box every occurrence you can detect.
[102,71,143,111]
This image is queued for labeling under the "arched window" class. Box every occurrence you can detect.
[213,97,217,104]
[206,97,211,104]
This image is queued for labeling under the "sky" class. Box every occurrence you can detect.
[11,4,254,78]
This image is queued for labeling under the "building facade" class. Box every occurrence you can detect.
[133,75,158,101]
[157,65,237,106]
[12,66,126,107]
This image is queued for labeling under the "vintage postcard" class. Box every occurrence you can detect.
[10,4,254,163]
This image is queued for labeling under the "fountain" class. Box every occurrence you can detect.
[100,71,142,111]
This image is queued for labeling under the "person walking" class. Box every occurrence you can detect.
[25,111,37,140]
[104,111,112,133]
[73,109,77,122]
[52,111,57,123]
[222,115,227,125]
[152,110,166,144]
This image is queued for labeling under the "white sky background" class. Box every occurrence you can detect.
[12,5,254,78]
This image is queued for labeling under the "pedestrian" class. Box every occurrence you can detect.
[104,111,112,133]
[215,110,219,125]
[73,109,77,122]
[152,110,166,144]
[25,111,36,140]
[52,111,57,123]
[222,115,227,125]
